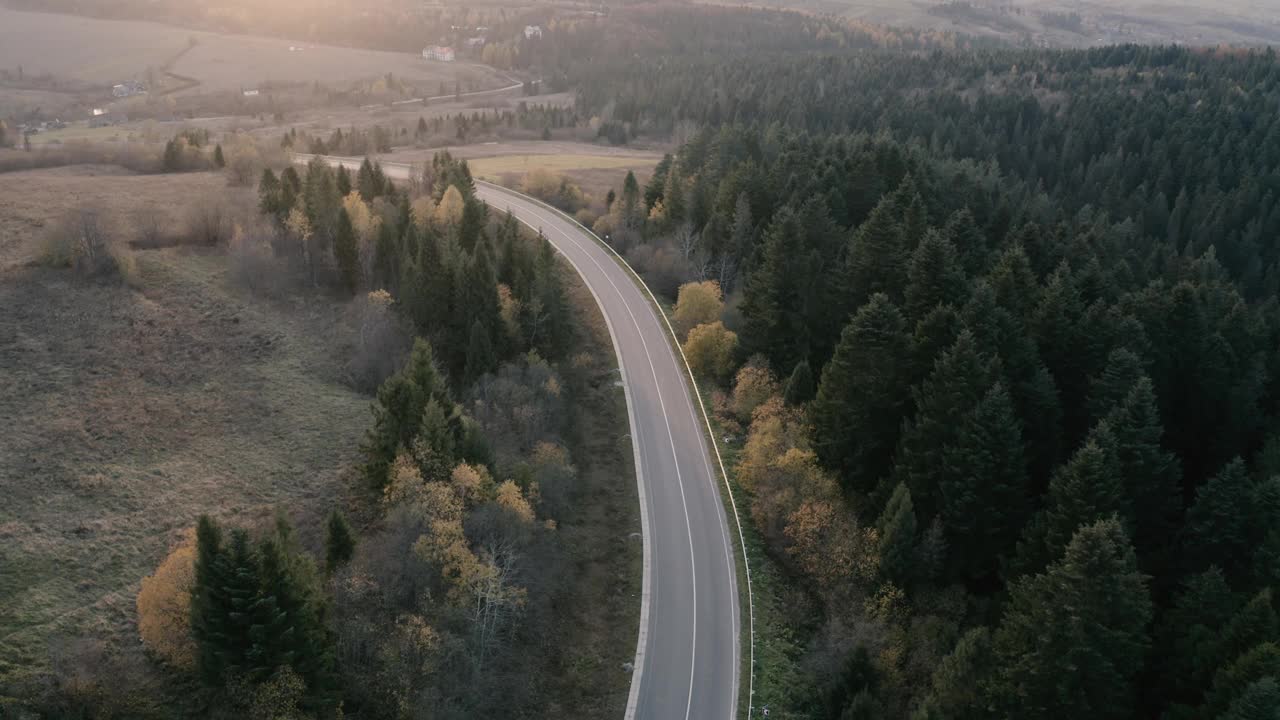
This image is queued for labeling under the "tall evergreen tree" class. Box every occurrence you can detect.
[324,510,356,574]
[877,482,918,587]
[810,294,909,503]
[783,360,815,406]
[334,208,360,294]
[1014,422,1125,575]
[940,382,1029,584]
[895,331,999,524]
[988,518,1152,720]
[842,194,908,312]
[1184,457,1255,580]
[905,230,967,320]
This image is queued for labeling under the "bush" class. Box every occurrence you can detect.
[684,321,738,383]
[673,280,724,340]
[186,199,233,246]
[732,363,780,421]
[42,208,135,281]
[229,224,282,296]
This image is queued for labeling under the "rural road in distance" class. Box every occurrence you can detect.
[297,155,745,720]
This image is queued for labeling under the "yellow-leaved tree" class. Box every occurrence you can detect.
[683,321,738,383]
[673,280,724,340]
[435,185,466,226]
[136,534,197,668]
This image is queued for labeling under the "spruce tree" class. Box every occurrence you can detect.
[740,207,807,371]
[333,208,360,294]
[940,382,1029,584]
[622,171,642,229]
[324,510,356,574]
[905,230,966,320]
[842,194,908,311]
[1185,458,1255,580]
[895,330,999,524]
[1089,348,1147,425]
[1107,377,1181,571]
[1015,422,1125,574]
[336,164,352,197]
[989,518,1152,720]
[192,515,232,684]
[258,168,281,218]
[878,483,918,587]
[465,319,496,384]
[212,143,225,168]
[783,360,815,406]
[810,294,909,502]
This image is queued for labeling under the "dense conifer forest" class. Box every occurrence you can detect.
[578,31,1280,720]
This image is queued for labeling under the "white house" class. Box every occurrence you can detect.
[524,25,543,39]
[423,45,456,62]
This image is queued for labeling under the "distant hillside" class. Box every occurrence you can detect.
[699,0,1280,47]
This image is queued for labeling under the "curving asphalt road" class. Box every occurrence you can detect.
[296,155,743,719]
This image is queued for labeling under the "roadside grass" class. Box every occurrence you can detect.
[0,243,368,687]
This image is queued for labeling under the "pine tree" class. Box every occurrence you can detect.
[644,155,671,210]
[989,518,1152,720]
[258,168,281,218]
[622,170,642,229]
[357,157,378,200]
[192,515,232,685]
[1185,457,1255,580]
[1107,377,1181,571]
[1016,422,1125,574]
[333,208,360,294]
[811,294,910,502]
[336,164,352,197]
[988,242,1041,323]
[895,331,999,524]
[324,510,356,574]
[939,382,1029,584]
[465,319,496,384]
[878,482,918,586]
[905,230,967,320]
[783,360,815,406]
[1089,348,1147,425]
[842,194,908,311]
[740,207,808,371]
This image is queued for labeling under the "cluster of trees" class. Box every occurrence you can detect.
[125,150,595,717]
[616,50,1280,716]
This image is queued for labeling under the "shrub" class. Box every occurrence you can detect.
[42,208,135,281]
[733,363,780,421]
[186,199,233,246]
[684,321,738,383]
[673,280,724,340]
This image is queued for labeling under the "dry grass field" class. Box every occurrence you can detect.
[0,167,371,687]
[0,7,508,93]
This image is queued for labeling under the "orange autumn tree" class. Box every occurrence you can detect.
[136,533,197,668]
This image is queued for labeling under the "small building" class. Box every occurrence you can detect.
[242,89,260,97]
[423,45,456,62]
[524,25,543,39]
[465,36,486,48]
